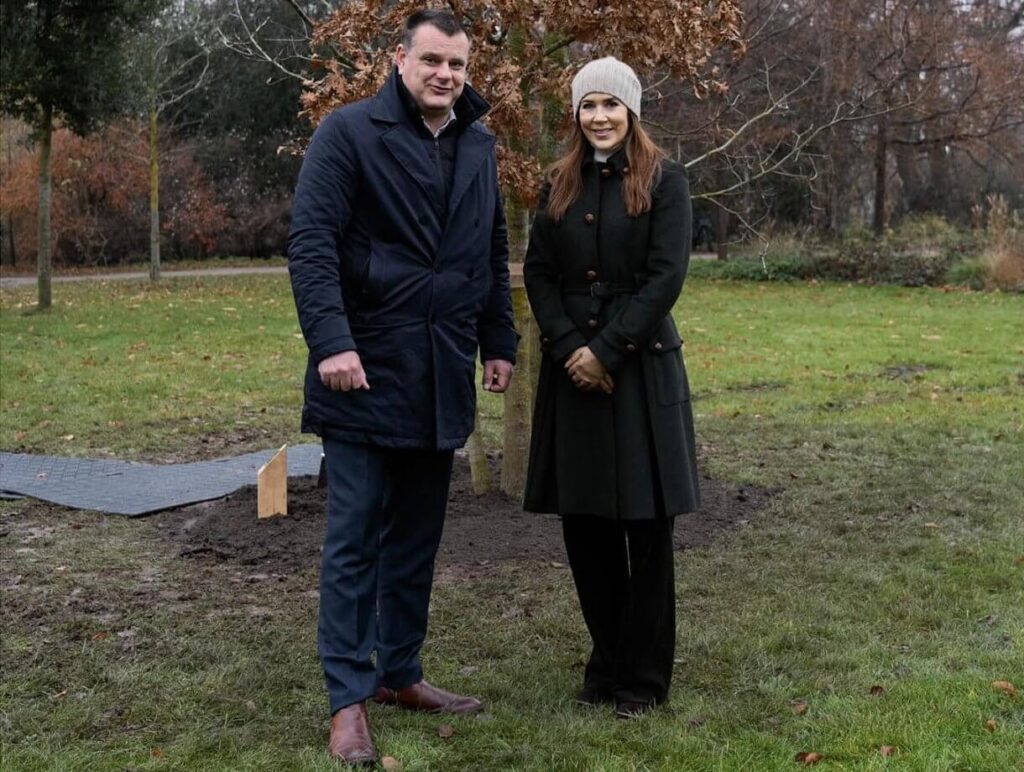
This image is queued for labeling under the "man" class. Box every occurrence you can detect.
[287,9,517,766]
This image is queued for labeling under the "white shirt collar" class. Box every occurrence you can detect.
[424,109,458,138]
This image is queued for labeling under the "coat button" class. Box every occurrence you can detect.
[585,269,597,280]
[588,319,598,328]
[542,337,550,345]
[626,343,636,352]
[622,166,631,175]
[601,167,612,178]
[584,213,595,225]
[653,341,663,350]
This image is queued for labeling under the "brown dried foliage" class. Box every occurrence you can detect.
[301,1,745,202]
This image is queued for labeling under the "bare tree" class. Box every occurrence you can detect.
[137,0,218,280]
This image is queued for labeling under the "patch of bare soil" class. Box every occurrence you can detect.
[157,456,775,577]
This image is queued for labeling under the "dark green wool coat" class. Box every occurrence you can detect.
[522,150,700,520]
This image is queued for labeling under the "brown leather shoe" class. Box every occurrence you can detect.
[374,680,483,714]
[328,702,376,765]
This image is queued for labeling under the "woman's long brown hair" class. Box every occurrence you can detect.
[545,114,667,222]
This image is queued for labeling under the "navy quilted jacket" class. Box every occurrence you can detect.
[287,70,517,450]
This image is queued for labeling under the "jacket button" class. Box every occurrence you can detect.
[584,213,595,225]
[601,167,612,178]
[588,319,598,328]
[542,337,550,345]
[626,343,636,352]
[585,270,597,280]
[653,341,663,350]
[622,166,631,175]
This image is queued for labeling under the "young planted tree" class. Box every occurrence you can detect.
[0,0,164,308]
[298,1,745,497]
[302,1,745,203]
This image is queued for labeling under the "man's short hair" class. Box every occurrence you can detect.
[402,9,468,49]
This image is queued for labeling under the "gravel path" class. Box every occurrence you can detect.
[0,266,288,289]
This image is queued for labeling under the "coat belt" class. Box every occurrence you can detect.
[562,281,637,318]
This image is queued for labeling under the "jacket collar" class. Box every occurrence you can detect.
[583,144,629,175]
[371,68,491,130]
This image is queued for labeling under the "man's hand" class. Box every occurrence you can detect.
[566,346,613,394]
[483,359,513,393]
[318,351,370,392]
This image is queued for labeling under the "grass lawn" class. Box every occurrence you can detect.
[1,276,1022,771]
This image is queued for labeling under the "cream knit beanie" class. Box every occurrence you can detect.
[571,57,642,119]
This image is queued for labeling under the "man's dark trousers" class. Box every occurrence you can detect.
[319,437,454,714]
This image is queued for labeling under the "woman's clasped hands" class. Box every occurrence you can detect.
[566,346,614,394]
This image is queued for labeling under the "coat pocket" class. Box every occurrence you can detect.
[648,317,689,406]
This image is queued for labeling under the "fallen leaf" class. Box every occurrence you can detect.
[923,522,940,529]
[381,757,403,771]
[985,719,997,732]
[794,751,824,765]
[1014,555,1024,566]
[458,665,479,677]
[991,680,1017,698]
[150,748,165,759]
[438,724,455,739]
[687,715,705,728]
[245,700,257,712]
[92,632,109,641]
[791,701,808,715]
[60,434,75,441]
[869,685,886,697]
[52,689,68,700]
[880,745,896,757]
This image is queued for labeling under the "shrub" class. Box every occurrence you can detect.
[0,121,227,266]
[947,258,988,290]
[978,196,1024,292]
[688,255,809,282]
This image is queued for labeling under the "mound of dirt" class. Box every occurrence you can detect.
[158,455,775,576]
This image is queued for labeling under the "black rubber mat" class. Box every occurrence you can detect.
[0,444,324,516]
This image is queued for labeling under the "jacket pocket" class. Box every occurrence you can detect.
[648,317,689,406]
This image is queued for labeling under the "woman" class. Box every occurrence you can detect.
[523,57,699,719]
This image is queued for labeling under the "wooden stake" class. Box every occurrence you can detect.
[257,444,288,519]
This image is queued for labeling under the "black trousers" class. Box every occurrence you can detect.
[319,438,454,713]
[562,514,676,705]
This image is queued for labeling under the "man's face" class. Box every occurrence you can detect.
[395,24,470,119]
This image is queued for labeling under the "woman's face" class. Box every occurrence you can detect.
[578,92,630,152]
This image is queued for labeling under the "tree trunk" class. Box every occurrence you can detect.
[149,104,161,281]
[873,111,888,237]
[501,284,533,500]
[927,143,951,219]
[716,204,729,261]
[505,195,529,264]
[1,127,15,266]
[894,141,922,216]
[466,400,491,495]
[36,104,53,310]
[500,199,533,499]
